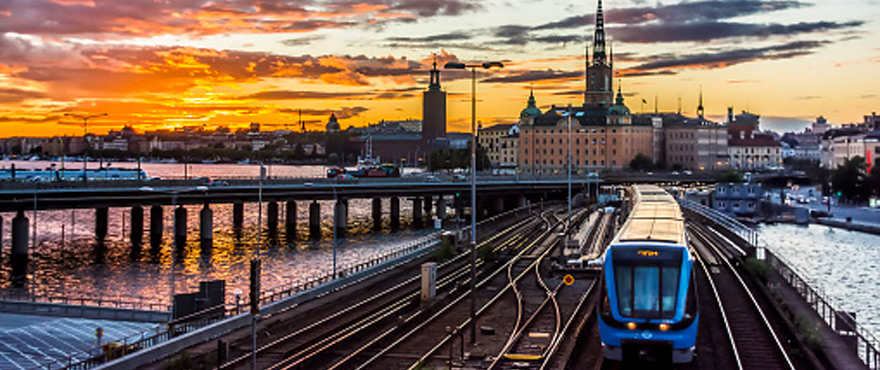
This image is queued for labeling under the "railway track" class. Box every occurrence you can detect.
[215,209,552,370]
[688,222,795,370]
[489,208,609,370]
[348,208,571,370]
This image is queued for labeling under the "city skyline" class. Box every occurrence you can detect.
[0,0,878,138]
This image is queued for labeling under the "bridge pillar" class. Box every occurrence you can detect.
[130,206,144,245]
[199,204,213,244]
[285,201,297,240]
[0,215,3,257]
[149,205,163,245]
[372,198,382,230]
[12,210,28,258]
[437,197,447,220]
[173,206,187,248]
[334,199,348,237]
[518,195,527,209]
[95,207,108,241]
[11,210,28,282]
[493,196,505,213]
[232,201,244,230]
[423,195,432,216]
[267,201,279,235]
[390,197,400,231]
[412,197,423,229]
[309,201,321,239]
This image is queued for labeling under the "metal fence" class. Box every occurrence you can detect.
[680,200,880,370]
[0,291,167,312]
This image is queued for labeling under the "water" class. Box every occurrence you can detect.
[0,162,432,306]
[0,159,421,179]
[759,223,880,336]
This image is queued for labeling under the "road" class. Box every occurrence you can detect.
[771,185,880,226]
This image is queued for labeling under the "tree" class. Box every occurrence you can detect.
[629,154,653,171]
[831,156,869,201]
[715,168,743,183]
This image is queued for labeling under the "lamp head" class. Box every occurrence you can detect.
[482,61,504,69]
[444,62,466,70]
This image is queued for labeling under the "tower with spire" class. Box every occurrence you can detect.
[584,0,614,108]
[422,55,447,144]
[697,87,705,120]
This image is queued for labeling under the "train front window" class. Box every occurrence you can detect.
[614,263,680,318]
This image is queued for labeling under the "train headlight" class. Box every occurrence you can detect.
[659,323,669,331]
[626,322,636,330]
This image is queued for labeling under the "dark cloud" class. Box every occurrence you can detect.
[0,0,478,38]
[0,88,47,103]
[624,40,827,74]
[532,15,592,31]
[611,21,864,43]
[280,35,327,47]
[279,106,368,119]
[386,0,482,16]
[243,91,371,100]
[481,70,582,84]
[533,1,805,30]
[530,35,583,45]
[387,32,472,43]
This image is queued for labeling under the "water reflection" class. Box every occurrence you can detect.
[760,223,880,336]
[0,198,428,306]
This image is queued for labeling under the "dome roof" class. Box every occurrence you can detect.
[608,104,630,116]
[519,88,543,119]
[608,85,630,116]
[326,113,340,132]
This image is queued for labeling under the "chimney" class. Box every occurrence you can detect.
[727,107,734,124]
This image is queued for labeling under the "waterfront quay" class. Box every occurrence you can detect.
[3,184,868,370]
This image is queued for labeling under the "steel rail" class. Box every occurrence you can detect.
[688,223,743,370]
[392,209,577,370]
[690,223,795,370]
[218,214,540,369]
[324,209,563,370]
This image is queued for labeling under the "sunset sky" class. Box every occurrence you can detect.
[0,0,878,137]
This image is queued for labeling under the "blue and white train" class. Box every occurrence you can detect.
[598,184,698,363]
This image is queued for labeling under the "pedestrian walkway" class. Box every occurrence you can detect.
[0,313,157,370]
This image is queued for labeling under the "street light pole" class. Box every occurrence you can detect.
[567,105,572,233]
[64,113,106,183]
[445,61,503,345]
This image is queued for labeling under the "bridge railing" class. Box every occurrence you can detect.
[0,290,168,312]
[251,232,443,308]
[680,199,880,370]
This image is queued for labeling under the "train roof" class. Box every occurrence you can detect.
[614,185,686,245]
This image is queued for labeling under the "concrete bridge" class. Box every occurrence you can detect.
[0,173,712,274]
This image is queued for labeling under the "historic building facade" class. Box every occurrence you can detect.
[517,0,653,174]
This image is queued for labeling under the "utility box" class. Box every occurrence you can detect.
[421,262,437,302]
[434,217,442,230]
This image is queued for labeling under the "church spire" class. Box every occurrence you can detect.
[615,80,624,105]
[697,86,704,119]
[428,54,441,91]
[592,0,607,65]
